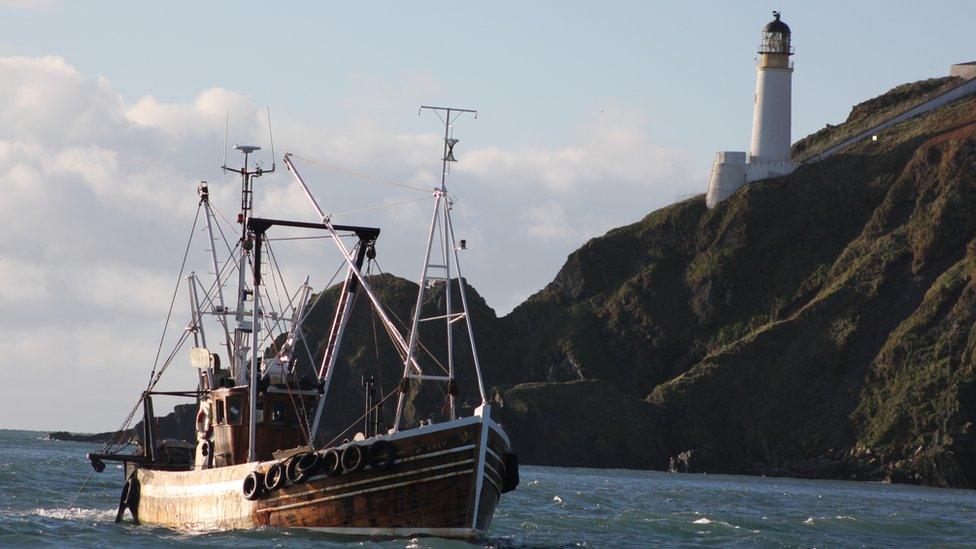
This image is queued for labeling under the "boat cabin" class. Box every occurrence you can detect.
[200,386,316,467]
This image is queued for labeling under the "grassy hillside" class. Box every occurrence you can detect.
[297,81,976,488]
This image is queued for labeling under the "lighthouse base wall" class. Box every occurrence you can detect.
[706,152,747,208]
[706,151,797,209]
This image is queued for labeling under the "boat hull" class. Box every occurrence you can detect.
[128,409,513,539]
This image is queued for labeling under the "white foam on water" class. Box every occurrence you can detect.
[804,515,858,526]
[691,517,757,532]
[34,507,114,521]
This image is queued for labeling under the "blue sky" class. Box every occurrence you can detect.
[4,1,973,164]
[1,0,973,430]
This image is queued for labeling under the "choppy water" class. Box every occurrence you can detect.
[2,429,975,547]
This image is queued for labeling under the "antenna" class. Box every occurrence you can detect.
[266,107,276,172]
[222,110,229,169]
[418,105,477,192]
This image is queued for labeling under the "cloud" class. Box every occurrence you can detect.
[0,55,704,430]
[459,107,699,196]
[0,0,60,12]
[126,88,256,138]
[521,201,575,241]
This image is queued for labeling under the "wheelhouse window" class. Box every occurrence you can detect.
[215,399,225,425]
[226,395,244,425]
[270,400,286,424]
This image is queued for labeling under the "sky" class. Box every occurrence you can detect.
[1,0,974,431]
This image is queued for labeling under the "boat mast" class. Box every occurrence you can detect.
[392,106,487,431]
[198,181,234,370]
[222,145,275,462]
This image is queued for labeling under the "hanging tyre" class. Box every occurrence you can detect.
[321,448,342,477]
[242,471,264,500]
[366,440,397,471]
[286,454,308,484]
[296,452,320,477]
[341,445,365,473]
[264,463,286,491]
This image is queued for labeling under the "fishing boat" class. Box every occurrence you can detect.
[86,106,518,538]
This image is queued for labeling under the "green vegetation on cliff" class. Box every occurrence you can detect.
[513,87,976,487]
[288,80,976,489]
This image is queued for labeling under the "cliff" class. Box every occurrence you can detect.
[282,80,976,488]
[493,82,976,487]
[52,79,976,489]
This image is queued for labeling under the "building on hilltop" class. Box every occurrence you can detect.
[950,62,976,80]
[706,11,798,209]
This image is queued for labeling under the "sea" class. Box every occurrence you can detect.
[1,429,974,548]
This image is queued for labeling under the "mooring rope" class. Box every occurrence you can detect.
[59,467,95,524]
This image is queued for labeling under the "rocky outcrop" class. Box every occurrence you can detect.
[49,430,134,444]
[50,403,197,446]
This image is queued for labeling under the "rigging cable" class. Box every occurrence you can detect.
[321,388,401,449]
[146,203,202,391]
[331,195,434,217]
[99,203,203,455]
[287,153,432,194]
[265,239,292,319]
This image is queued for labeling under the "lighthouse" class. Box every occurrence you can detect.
[750,11,794,163]
[706,11,798,208]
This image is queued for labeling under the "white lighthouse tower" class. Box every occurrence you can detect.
[750,12,793,163]
[706,11,798,208]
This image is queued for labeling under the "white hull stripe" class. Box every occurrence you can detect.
[482,470,502,495]
[484,462,503,490]
[395,443,475,465]
[382,415,480,442]
[267,458,474,503]
[140,445,476,500]
[485,418,511,447]
[258,468,473,514]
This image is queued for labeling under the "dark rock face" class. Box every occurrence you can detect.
[492,380,667,469]
[53,81,976,490]
[287,88,976,488]
[501,91,976,488]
